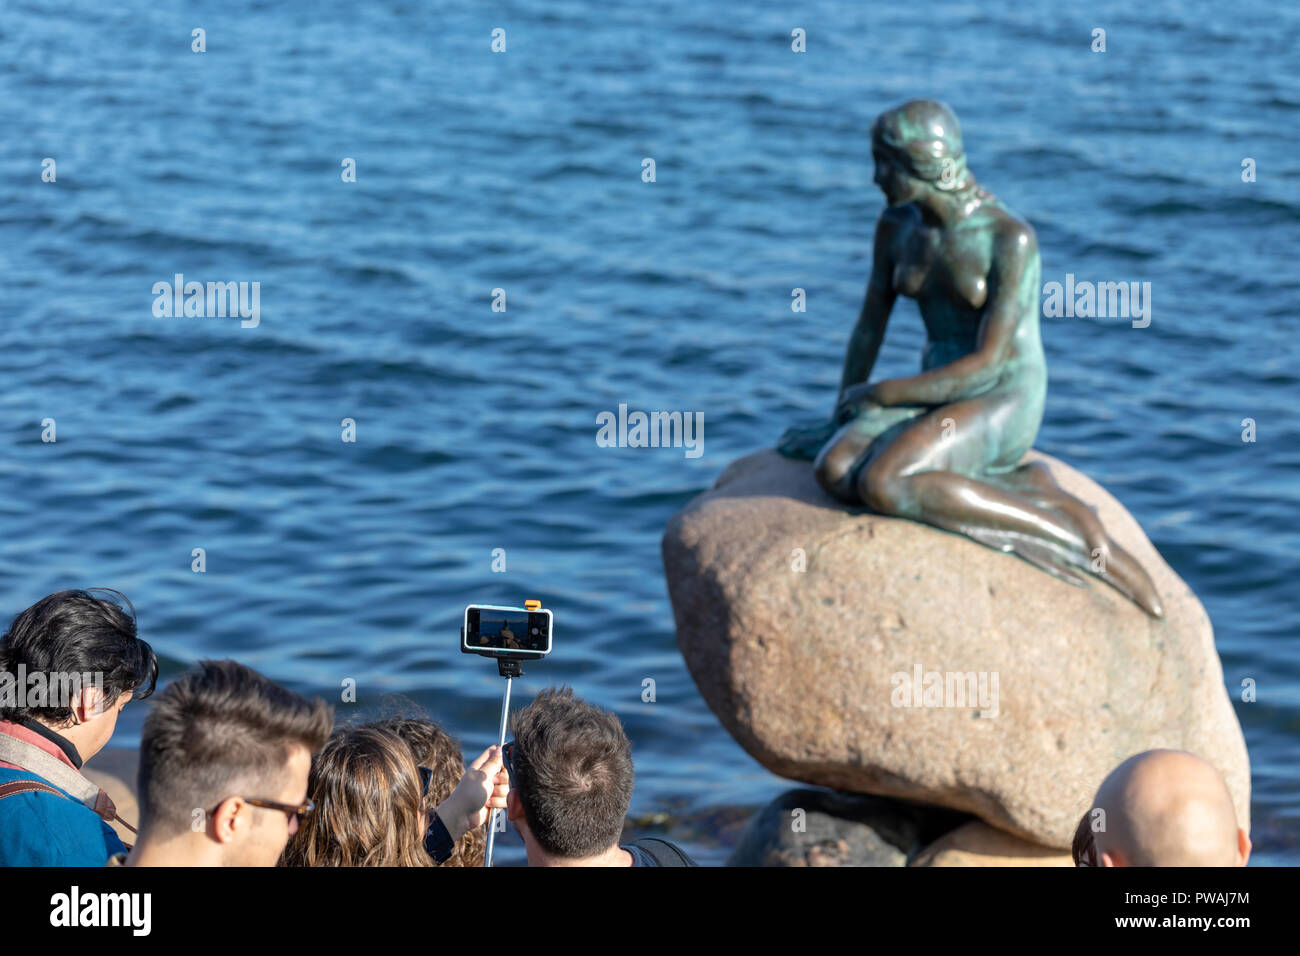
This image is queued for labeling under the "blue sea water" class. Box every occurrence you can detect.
[1,1,1296,865]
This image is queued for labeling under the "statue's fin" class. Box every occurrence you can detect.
[963,527,1090,588]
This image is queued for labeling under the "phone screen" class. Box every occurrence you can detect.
[464,606,551,654]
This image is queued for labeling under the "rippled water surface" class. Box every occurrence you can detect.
[2,1,1296,864]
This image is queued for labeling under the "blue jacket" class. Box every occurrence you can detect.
[0,765,126,866]
[0,731,127,867]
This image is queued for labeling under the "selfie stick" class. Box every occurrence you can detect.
[483,598,540,868]
[484,656,517,868]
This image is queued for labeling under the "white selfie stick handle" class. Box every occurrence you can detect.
[484,675,513,867]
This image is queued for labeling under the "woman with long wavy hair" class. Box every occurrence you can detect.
[377,715,486,867]
[281,725,431,867]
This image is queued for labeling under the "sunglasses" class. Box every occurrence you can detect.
[502,741,515,779]
[240,797,315,826]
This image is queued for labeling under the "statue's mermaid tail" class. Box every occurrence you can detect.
[963,526,1090,587]
[979,465,1165,618]
[964,516,1163,617]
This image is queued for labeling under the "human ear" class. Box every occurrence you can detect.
[211,798,243,844]
[74,684,104,722]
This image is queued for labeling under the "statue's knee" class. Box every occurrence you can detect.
[813,450,843,488]
[814,448,858,500]
[859,464,905,515]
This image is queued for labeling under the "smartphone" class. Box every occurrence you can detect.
[462,604,553,659]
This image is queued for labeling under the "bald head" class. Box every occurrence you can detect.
[1090,750,1249,867]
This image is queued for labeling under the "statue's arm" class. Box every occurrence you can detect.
[868,223,1036,407]
[837,215,899,401]
[775,215,899,457]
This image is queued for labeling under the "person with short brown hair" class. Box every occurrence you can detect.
[128,659,332,867]
[506,686,695,866]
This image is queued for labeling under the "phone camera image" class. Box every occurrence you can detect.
[462,604,552,660]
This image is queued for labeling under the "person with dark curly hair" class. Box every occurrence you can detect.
[0,589,157,866]
[376,715,486,867]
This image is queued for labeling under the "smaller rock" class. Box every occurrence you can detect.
[910,820,1073,867]
[728,788,970,867]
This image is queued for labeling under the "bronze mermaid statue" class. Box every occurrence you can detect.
[778,99,1163,617]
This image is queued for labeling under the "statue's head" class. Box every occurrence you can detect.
[871,100,972,206]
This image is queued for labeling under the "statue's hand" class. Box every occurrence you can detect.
[777,418,838,461]
[779,384,888,460]
[833,383,881,424]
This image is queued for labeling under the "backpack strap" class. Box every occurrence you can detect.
[632,837,695,867]
[0,734,137,835]
[0,778,136,852]
[0,779,66,802]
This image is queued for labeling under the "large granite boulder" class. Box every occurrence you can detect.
[663,448,1250,848]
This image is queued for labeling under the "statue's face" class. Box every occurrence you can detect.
[873,147,919,207]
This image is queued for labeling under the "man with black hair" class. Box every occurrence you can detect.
[505,686,696,866]
[0,589,158,865]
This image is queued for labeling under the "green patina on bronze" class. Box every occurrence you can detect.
[779,100,1163,617]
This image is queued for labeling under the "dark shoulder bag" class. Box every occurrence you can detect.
[631,837,697,867]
